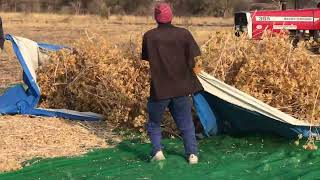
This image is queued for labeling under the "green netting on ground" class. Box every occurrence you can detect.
[1,136,320,180]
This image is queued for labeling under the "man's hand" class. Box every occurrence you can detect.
[193,66,202,75]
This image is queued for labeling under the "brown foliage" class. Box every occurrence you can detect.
[200,31,320,123]
[38,38,150,132]
[38,31,320,134]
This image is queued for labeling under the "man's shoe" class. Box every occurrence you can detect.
[188,154,198,165]
[151,151,165,161]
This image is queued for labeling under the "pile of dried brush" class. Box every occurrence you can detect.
[200,31,320,124]
[38,31,320,133]
[38,38,179,133]
[38,38,151,132]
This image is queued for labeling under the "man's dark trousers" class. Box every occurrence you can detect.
[147,96,198,156]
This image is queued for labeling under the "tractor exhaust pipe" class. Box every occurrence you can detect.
[294,0,300,9]
[280,0,287,10]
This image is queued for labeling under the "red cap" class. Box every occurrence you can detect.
[154,3,173,23]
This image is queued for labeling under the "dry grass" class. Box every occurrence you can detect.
[0,115,113,172]
[1,13,232,45]
[0,42,22,89]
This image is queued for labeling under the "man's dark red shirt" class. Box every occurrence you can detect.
[142,23,203,100]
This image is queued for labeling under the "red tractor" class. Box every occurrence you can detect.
[235,0,320,42]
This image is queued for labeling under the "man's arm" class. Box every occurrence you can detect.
[0,17,4,50]
[185,31,201,74]
[141,34,149,61]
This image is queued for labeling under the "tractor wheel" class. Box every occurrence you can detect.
[289,31,302,47]
[235,31,241,37]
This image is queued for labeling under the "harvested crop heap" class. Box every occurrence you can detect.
[200,31,320,124]
[38,31,320,133]
[38,38,179,134]
[38,38,152,132]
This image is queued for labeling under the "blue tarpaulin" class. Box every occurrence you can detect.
[0,34,103,121]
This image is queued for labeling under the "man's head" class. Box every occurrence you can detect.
[154,2,173,24]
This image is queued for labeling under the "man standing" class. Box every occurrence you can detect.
[141,2,203,164]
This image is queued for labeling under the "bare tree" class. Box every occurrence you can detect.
[70,0,82,14]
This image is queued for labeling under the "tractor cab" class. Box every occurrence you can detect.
[234,11,252,38]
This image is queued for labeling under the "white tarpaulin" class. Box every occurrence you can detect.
[198,72,313,127]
